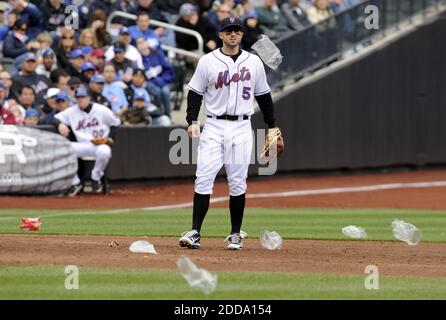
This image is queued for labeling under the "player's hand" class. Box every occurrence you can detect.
[187,123,200,139]
[58,123,70,137]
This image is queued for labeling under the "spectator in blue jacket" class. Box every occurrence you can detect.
[128,12,162,50]
[136,37,175,118]
[2,19,30,58]
[0,11,18,43]
[8,0,43,40]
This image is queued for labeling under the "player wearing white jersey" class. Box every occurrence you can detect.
[179,17,279,250]
[55,86,121,196]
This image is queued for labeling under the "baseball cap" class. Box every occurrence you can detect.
[45,88,60,99]
[42,48,55,58]
[113,41,126,53]
[82,45,93,55]
[91,74,105,84]
[68,77,82,86]
[0,83,5,90]
[24,52,37,62]
[81,62,95,72]
[220,16,244,32]
[91,48,105,58]
[133,91,146,101]
[55,90,69,102]
[179,3,197,17]
[119,27,130,35]
[70,49,84,59]
[245,10,258,20]
[75,86,89,97]
[25,108,40,118]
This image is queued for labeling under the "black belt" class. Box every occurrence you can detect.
[207,115,250,121]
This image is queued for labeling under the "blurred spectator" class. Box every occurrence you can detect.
[91,48,106,72]
[175,3,218,53]
[124,68,151,107]
[79,28,99,48]
[0,71,14,100]
[87,9,112,48]
[156,0,184,15]
[306,0,336,25]
[39,0,67,33]
[23,107,40,125]
[8,0,44,39]
[80,61,95,84]
[82,45,94,62]
[88,0,121,22]
[137,38,174,118]
[67,49,85,79]
[121,91,151,126]
[12,52,52,105]
[0,11,18,43]
[54,27,78,71]
[3,19,30,58]
[208,2,232,32]
[67,76,82,102]
[42,89,71,124]
[256,0,292,40]
[36,33,53,55]
[242,10,263,50]
[42,87,59,114]
[281,0,311,31]
[88,74,111,108]
[51,69,70,92]
[0,83,17,125]
[109,41,137,84]
[128,12,162,50]
[36,48,58,78]
[105,27,144,69]
[102,63,129,116]
[16,85,42,121]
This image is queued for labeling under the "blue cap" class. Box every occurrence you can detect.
[81,62,95,72]
[0,82,5,90]
[75,86,89,97]
[24,52,37,61]
[25,108,39,118]
[55,90,69,102]
[133,91,146,101]
[91,74,105,83]
[70,49,84,59]
[82,46,93,55]
[119,27,130,35]
[245,10,258,19]
[42,49,55,58]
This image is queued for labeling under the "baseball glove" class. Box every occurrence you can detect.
[91,137,113,145]
[260,127,284,162]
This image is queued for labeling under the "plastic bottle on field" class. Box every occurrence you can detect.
[342,225,368,239]
[176,255,217,294]
[391,219,422,245]
[260,230,283,250]
[251,34,283,70]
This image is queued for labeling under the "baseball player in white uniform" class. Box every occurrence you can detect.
[55,86,121,196]
[179,17,279,250]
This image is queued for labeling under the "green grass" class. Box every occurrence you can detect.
[0,208,445,242]
[0,266,445,300]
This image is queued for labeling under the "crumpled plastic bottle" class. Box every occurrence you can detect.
[176,255,217,294]
[260,230,283,250]
[341,225,368,239]
[391,219,422,245]
[251,34,283,70]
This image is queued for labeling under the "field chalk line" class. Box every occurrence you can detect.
[1,180,446,220]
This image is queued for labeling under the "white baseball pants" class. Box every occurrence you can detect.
[70,142,111,185]
[195,118,253,196]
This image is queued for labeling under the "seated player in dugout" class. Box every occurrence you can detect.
[53,86,121,196]
[179,16,284,250]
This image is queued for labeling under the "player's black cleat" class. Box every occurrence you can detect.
[179,230,201,249]
[225,233,243,250]
[92,179,103,193]
[67,183,83,197]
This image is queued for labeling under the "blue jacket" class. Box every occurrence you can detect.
[0,27,11,42]
[18,3,44,40]
[128,26,161,49]
[2,33,28,59]
[141,50,175,88]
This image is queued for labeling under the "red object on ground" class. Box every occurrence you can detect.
[19,217,41,231]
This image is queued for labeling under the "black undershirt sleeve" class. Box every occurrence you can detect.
[109,126,118,139]
[186,90,204,126]
[255,92,276,128]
